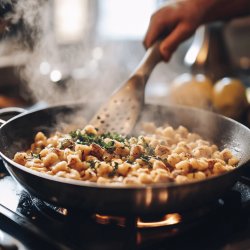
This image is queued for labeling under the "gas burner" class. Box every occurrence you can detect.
[93,197,225,230]
[22,187,242,233]
[94,213,182,229]
[137,213,182,228]
[28,196,221,230]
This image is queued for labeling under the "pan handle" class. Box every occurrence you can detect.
[0,107,26,126]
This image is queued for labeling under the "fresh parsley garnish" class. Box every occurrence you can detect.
[31,152,41,159]
[140,155,153,169]
[109,162,119,177]
[87,160,98,170]
[69,130,125,153]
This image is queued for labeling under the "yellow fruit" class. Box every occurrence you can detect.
[168,73,213,109]
[212,77,248,120]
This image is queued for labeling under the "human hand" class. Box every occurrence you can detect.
[143,0,215,61]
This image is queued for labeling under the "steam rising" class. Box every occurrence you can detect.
[5,0,190,117]
[3,0,148,108]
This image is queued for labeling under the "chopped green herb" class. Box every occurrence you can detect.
[140,155,153,169]
[70,129,126,153]
[103,140,115,153]
[87,160,97,169]
[114,162,119,169]
[31,152,41,159]
[109,162,119,177]
[126,159,133,164]
[140,155,151,162]
[101,132,125,143]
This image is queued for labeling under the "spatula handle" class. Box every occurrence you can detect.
[133,40,163,83]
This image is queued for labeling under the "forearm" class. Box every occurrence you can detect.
[202,0,250,23]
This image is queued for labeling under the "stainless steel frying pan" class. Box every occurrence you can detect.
[0,103,249,216]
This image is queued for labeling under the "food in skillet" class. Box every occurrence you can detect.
[13,124,239,185]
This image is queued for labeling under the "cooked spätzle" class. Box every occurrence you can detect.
[13,123,239,185]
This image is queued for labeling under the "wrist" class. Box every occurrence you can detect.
[200,0,250,24]
[196,0,226,24]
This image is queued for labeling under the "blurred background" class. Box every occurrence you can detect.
[0,0,250,123]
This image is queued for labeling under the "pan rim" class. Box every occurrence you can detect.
[1,101,250,132]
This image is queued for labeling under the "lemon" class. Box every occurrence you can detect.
[212,77,248,120]
[168,73,213,109]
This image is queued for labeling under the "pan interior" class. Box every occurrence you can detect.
[0,103,249,171]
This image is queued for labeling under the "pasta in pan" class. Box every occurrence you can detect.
[13,123,239,185]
